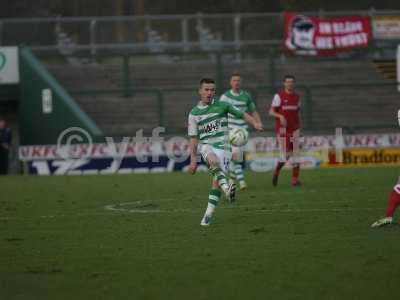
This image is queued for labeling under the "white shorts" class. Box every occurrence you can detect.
[394,183,400,194]
[199,144,231,173]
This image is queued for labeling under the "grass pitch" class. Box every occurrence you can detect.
[1,167,399,300]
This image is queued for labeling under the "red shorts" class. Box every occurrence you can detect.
[276,129,300,160]
[277,134,294,152]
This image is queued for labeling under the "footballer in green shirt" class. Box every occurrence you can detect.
[188,78,263,226]
[219,72,263,190]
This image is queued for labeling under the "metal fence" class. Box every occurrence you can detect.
[46,48,398,135]
[68,83,399,136]
[1,10,400,54]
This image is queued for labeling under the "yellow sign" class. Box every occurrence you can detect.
[245,151,324,172]
[373,16,400,39]
[322,148,400,167]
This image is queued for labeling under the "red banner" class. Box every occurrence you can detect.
[284,13,371,56]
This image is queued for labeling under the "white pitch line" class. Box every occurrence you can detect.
[103,201,382,214]
[0,198,383,221]
[250,207,381,214]
[0,212,112,221]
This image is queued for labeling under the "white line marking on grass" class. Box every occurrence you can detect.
[104,199,194,214]
[0,197,382,221]
[103,199,382,214]
[250,207,381,214]
[0,212,116,221]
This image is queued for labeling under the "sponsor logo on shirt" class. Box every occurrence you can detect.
[201,120,221,134]
[282,105,299,110]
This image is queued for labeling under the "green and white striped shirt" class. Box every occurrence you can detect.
[188,101,244,150]
[219,90,256,130]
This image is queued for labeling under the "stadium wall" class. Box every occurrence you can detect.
[18,47,103,145]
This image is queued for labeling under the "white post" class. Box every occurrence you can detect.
[397,44,400,92]
[90,19,97,59]
[181,18,189,52]
[0,21,3,46]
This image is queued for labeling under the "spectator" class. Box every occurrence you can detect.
[0,117,12,175]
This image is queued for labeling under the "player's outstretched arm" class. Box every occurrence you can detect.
[226,102,262,130]
[244,113,263,131]
[246,95,263,128]
[188,137,198,174]
[251,111,263,128]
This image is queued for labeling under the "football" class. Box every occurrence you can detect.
[229,127,249,146]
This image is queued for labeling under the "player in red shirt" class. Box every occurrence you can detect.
[371,110,400,227]
[269,75,301,187]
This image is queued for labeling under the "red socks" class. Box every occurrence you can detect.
[274,162,301,184]
[385,188,400,218]
[274,161,285,176]
[274,161,301,186]
[292,164,300,184]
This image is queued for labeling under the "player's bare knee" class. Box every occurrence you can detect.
[232,152,238,161]
[233,152,244,163]
[207,155,219,169]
